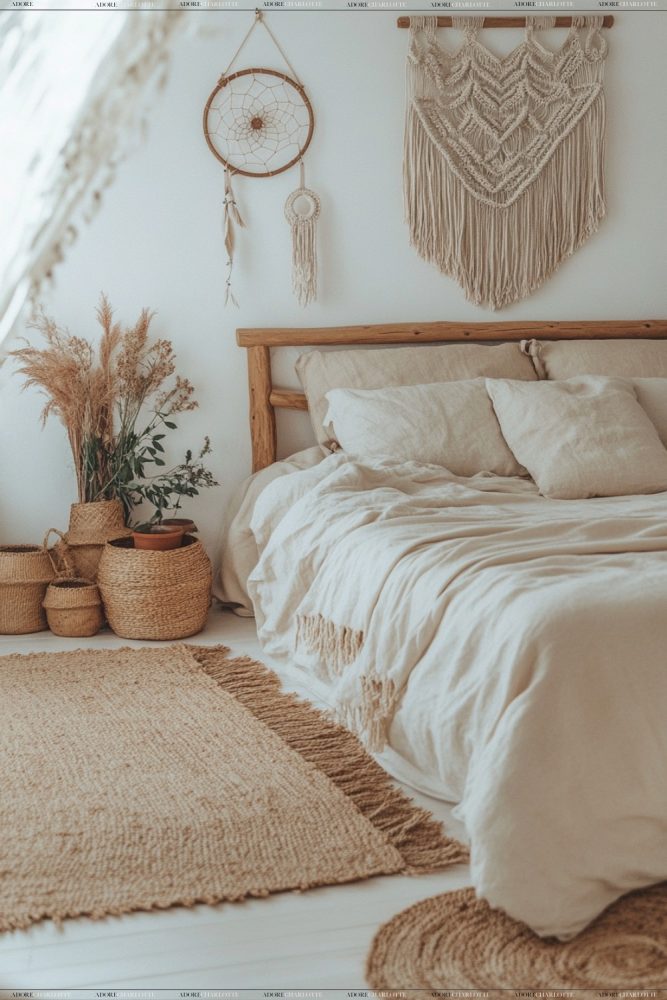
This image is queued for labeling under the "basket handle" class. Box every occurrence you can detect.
[43,528,77,579]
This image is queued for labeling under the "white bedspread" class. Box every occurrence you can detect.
[248,455,667,940]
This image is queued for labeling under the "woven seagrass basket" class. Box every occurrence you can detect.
[0,543,55,634]
[43,578,104,637]
[98,535,212,640]
[65,500,132,582]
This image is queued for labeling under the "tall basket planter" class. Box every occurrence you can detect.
[0,544,56,634]
[65,500,131,582]
[98,536,212,640]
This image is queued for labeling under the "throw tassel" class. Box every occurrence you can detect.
[340,671,400,753]
[296,613,364,677]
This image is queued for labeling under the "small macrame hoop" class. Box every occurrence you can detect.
[284,166,321,308]
[284,186,320,224]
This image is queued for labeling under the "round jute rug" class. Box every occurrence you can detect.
[366,885,667,991]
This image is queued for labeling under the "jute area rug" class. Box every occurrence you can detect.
[366,885,667,993]
[0,644,466,932]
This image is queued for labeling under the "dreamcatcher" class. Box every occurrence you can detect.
[203,12,320,307]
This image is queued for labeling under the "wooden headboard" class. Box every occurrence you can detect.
[236,320,667,472]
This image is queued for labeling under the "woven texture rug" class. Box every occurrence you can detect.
[366,885,667,992]
[0,644,466,931]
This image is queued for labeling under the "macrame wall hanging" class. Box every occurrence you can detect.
[403,15,609,309]
[284,162,321,307]
[203,12,319,307]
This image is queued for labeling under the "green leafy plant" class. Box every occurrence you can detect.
[12,296,218,524]
[110,436,217,525]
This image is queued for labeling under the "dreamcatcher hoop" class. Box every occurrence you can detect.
[203,68,314,179]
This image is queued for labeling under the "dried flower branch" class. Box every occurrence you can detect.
[11,296,218,522]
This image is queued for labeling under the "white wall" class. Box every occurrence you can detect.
[2,11,666,567]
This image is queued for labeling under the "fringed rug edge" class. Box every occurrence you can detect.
[189,644,468,873]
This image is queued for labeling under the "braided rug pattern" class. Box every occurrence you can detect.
[366,885,667,993]
[0,644,464,931]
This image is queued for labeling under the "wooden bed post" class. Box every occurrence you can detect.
[247,345,277,473]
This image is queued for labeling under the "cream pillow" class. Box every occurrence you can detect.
[323,379,524,477]
[524,339,667,381]
[486,376,667,500]
[296,342,537,446]
[630,378,667,448]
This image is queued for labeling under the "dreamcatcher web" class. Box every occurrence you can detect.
[207,74,311,176]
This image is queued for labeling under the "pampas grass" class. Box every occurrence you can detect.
[11,296,215,519]
[12,296,122,502]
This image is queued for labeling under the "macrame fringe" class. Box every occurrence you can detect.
[291,215,318,307]
[285,174,320,307]
[404,98,606,310]
[296,613,364,676]
[192,645,468,872]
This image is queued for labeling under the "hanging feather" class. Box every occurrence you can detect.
[223,167,245,307]
[284,162,320,307]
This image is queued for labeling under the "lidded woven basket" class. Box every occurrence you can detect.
[65,500,131,582]
[43,577,104,637]
[0,544,56,634]
[98,535,212,640]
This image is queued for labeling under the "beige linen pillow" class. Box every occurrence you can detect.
[486,376,667,500]
[323,380,524,477]
[524,339,667,381]
[630,378,667,447]
[296,343,537,446]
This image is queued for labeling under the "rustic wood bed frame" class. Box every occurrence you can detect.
[236,320,667,472]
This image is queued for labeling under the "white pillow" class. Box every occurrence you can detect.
[323,379,524,477]
[486,376,667,500]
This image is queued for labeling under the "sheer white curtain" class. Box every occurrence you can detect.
[0,11,184,346]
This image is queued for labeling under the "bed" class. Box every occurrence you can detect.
[224,319,667,942]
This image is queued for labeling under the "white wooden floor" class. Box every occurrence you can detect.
[0,607,470,991]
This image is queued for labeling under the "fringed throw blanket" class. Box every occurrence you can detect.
[405,15,608,309]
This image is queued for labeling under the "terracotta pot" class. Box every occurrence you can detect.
[132,526,184,551]
[161,518,198,534]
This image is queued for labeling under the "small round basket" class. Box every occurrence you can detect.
[0,544,55,634]
[43,578,104,638]
[97,535,212,641]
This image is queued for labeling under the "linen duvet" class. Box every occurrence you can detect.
[248,454,667,939]
[246,453,667,941]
